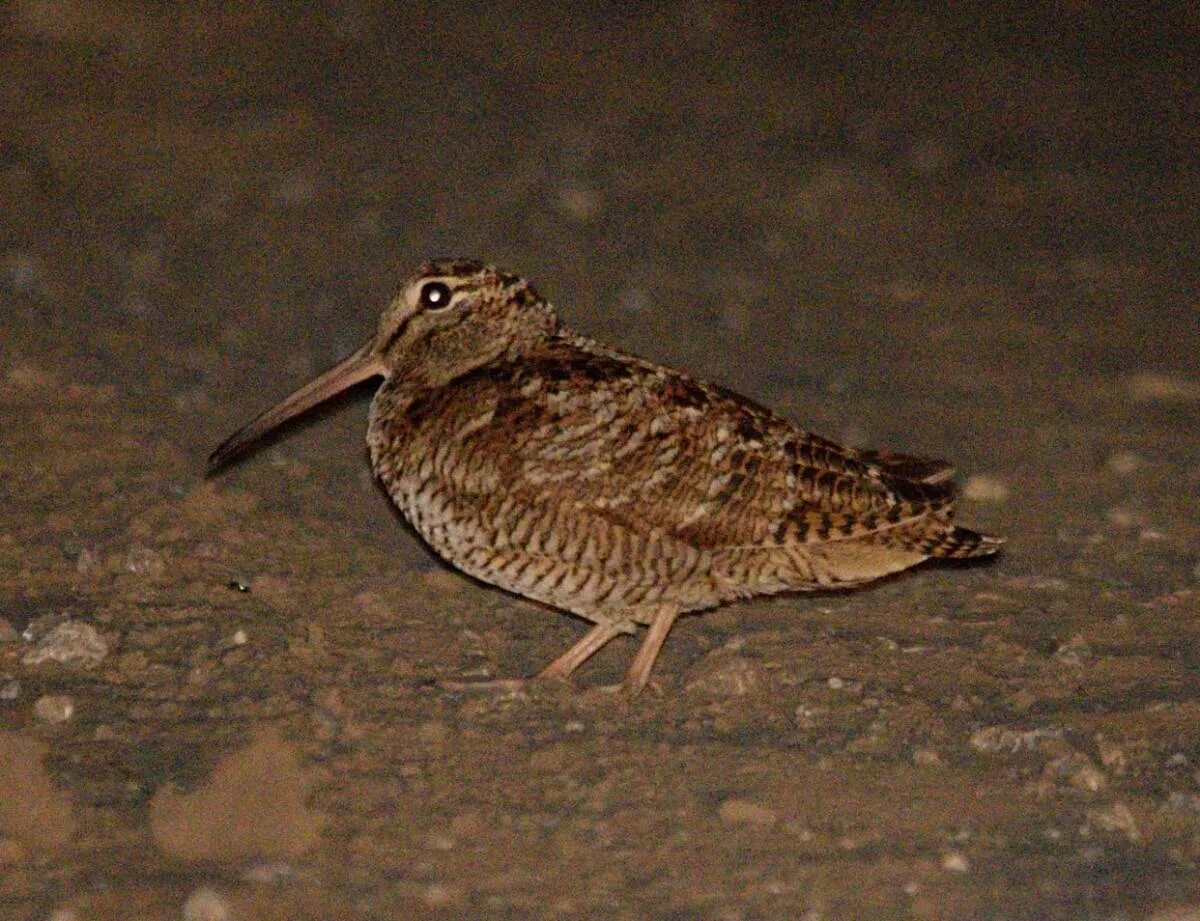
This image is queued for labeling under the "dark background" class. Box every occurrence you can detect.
[3,3,1199,918]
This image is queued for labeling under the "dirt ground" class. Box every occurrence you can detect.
[3,4,1199,919]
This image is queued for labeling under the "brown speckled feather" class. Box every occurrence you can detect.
[213,259,1003,693]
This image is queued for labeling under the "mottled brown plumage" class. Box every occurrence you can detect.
[210,259,1002,693]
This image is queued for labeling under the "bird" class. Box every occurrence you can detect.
[209,258,1002,694]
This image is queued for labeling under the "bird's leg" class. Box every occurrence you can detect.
[622,605,681,695]
[441,617,634,692]
[536,618,636,681]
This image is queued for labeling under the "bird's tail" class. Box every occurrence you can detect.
[921,525,1005,559]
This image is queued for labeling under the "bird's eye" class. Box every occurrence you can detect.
[419,281,453,310]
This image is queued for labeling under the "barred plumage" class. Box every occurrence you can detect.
[211,259,1003,693]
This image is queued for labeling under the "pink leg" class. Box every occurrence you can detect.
[622,606,680,695]
[442,619,632,691]
[537,620,632,680]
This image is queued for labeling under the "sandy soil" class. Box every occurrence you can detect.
[2,4,1199,919]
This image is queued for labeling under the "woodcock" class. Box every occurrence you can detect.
[210,259,1003,694]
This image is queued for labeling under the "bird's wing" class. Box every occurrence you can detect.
[413,336,957,552]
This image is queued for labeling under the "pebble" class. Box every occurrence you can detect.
[125,545,166,577]
[684,650,764,696]
[718,798,778,827]
[969,725,1063,754]
[1106,451,1143,476]
[1125,372,1200,403]
[1053,635,1093,667]
[555,180,601,223]
[1163,792,1200,814]
[912,747,946,767]
[1148,906,1200,921]
[1105,507,1142,529]
[0,680,20,700]
[1003,575,1068,592]
[33,695,75,723]
[421,568,465,595]
[241,860,296,883]
[1042,753,1107,793]
[422,882,464,908]
[0,838,25,863]
[1086,801,1141,843]
[75,548,102,575]
[1095,737,1128,775]
[941,851,970,872]
[22,621,109,668]
[182,886,232,921]
[962,474,1010,502]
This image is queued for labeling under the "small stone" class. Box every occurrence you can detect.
[969,725,1063,754]
[426,832,455,851]
[231,629,248,646]
[6,361,55,388]
[1106,451,1143,476]
[33,695,74,723]
[241,860,295,883]
[75,548,102,575]
[684,651,764,696]
[962,474,1009,502]
[0,838,25,863]
[4,251,42,295]
[1003,575,1069,591]
[555,181,601,223]
[0,681,17,701]
[1148,905,1200,921]
[183,886,232,921]
[22,621,109,668]
[718,798,778,827]
[125,545,166,577]
[912,747,946,767]
[1163,792,1200,814]
[826,676,845,690]
[941,851,970,872]
[1087,801,1141,843]
[1105,507,1140,529]
[273,168,319,205]
[1053,635,1092,668]
[422,568,464,595]
[1096,737,1128,775]
[1043,753,1107,793]
[1125,372,1200,403]
[422,882,464,908]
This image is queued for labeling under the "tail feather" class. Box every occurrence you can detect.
[872,520,1004,559]
[858,449,956,485]
[924,525,1004,559]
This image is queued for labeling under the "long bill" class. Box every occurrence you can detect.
[207,337,386,473]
